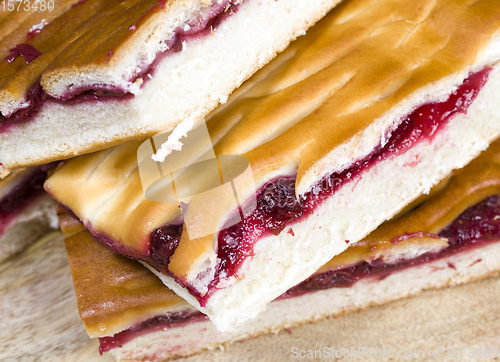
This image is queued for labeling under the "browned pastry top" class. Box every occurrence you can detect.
[66,139,500,337]
[210,0,500,194]
[65,230,190,338]
[0,0,112,111]
[47,0,500,279]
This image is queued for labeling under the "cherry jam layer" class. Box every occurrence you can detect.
[146,68,491,305]
[98,311,207,354]
[0,166,49,236]
[100,193,500,353]
[283,193,500,297]
[0,81,135,133]
[0,0,242,132]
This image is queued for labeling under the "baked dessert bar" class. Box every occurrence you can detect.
[0,166,57,262]
[64,138,500,361]
[0,0,340,177]
[46,0,500,331]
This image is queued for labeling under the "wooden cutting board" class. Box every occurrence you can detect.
[2,232,500,362]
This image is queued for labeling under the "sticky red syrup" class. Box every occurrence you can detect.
[0,166,49,237]
[145,68,492,305]
[5,44,41,64]
[99,193,500,353]
[0,0,243,131]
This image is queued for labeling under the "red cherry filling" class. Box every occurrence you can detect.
[98,311,207,355]
[283,194,500,297]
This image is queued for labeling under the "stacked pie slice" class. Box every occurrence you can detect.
[2,0,500,361]
[0,0,340,262]
[63,138,500,360]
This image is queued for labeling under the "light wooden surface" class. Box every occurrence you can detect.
[2,232,500,362]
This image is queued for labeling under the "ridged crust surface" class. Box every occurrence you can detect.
[0,0,79,59]
[0,0,115,115]
[40,0,212,95]
[46,0,500,283]
[203,0,500,190]
[64,231,193,338]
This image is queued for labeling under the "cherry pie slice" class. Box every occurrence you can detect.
[64,138,500,361]
[0,0,339,177]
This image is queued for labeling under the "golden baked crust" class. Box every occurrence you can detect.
[209,0,500,194]
[64,138,500,339]
[47,142,175,254]
[65,230,190,338]
[40,0,206,95]
[0,0,79,60]
[47,0,500,281]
